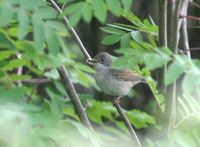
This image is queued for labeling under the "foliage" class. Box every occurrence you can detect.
[0,0,200,147]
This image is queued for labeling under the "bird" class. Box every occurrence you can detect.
[89,52,144,102]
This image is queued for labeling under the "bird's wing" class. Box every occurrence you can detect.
[109,68,143,82]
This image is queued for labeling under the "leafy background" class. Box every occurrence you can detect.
[0,0,200,147]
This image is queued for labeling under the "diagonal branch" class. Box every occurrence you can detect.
[58,65,93,129]
[113,99,142,147]
[50,0,92,61]
[180,0,191,58]
[158,0,168,93]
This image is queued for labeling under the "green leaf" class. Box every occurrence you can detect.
[82,3,93,23]
[10,74,31,82]
[126,110,156,129]
[0,2,13,27]
[46,21,68,33]
[0,86,28,102]
[44,68,59,79]
[2,59,30,71]
[45,25,60,55]
[120,33,131,48]
[106,0,121,16]
[32,14,45,52]
[53,81,68,96]
[92,0,107,23]
[102,35,121,45]
[63,2,83,15]
[19,0,45,10]
[15,40,37,59]
[46,87,64,119]
[101,27,126,35]
[131,31,143,43]
[173,130,197,147]
[121,0,132,11]
[144,53,170,70]
[0,31,15,49]
[35,54,61,70]
[0,51,15,61]
[68,10,82,27]
[182,72,200,93]
[165,62,184,85]
[18,9,29,39]
[36,6,57,19]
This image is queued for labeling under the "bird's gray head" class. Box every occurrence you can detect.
[93,52,112,67]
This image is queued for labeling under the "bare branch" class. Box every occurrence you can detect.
[180,15,200,21]
[165,0,182,139]
[158,0,168,47]
[113,99,142,147]
[158,0,168,93]
[49,0,93,130]
[58,65,93,130]
[180,0,191,58]
[22,78,50,84]
[189,0,200,9]
[50,0,92,61]
[16,52,23,86]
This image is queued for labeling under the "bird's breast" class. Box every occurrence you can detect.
[94,69,133,96]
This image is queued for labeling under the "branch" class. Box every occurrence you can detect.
[165,0,182,139]
[180,15,200,21]
[158,0,168,47]
[50,0,92,61]
[22,78,50,84]
[16,52,23,86]
[180,0,191,58]
[113,99,142,147]
[189,0,200,9]
[49,0,93,130]
[58,65,93,130]
[158,0,168,93]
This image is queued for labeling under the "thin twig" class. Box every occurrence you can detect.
[58,65,93,130]
[158,0,168,47]
[22,78,50,84]
[16,52,23,86]
[50,0,92,61]
[180,0,191,58]
[189,0,200,9]
[158,0,168,93]
[180,15,200,21]
[185,47,200,51]
[165,0,182,139]
[113,99,142,147]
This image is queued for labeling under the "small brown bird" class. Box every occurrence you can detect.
[90,52,144,98]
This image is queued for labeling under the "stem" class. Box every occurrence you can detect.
[165,0,182,139]
[50,0,93,129]
[167,81,177,138]
[181,15,200,21]
[58,65,93,130]
[180,0,191,58]
[158,0,168,93]
[113,99,142,147]
[50,0,92,61]
[158,0,168,47]
[189,0,200,9]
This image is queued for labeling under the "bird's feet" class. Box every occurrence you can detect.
[112,97,121,106]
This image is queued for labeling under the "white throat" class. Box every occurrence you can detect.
[95,63,109,72]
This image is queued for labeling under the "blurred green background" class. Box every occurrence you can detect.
[0,0,200,146]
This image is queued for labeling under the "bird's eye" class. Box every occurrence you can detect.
[101,59,104,62]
